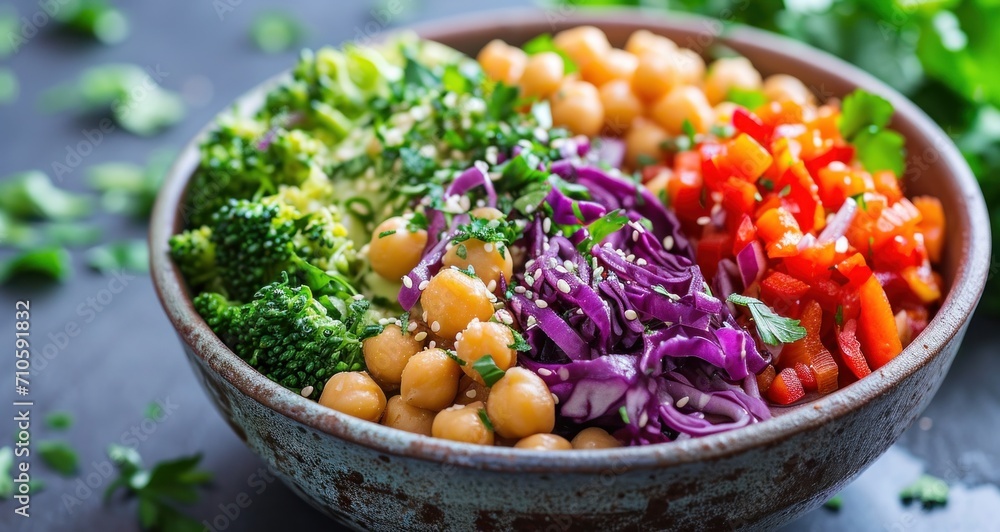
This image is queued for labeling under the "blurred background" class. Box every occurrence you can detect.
[0,1,997,531]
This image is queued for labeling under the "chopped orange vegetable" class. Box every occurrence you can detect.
[912,196,945,264]
[756,207,803,258]
[767,367,805,405]
[856,276,903,369]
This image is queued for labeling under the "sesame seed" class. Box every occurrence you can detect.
[639,411,649,427]
[300,386,314,397]
[527,316,538,327]
[535,299,549,309]
[696,216,711,226]
[537,368,552,376]
[632,230,640,242]
[636,258,647,266]
[557,279,571,293]
[402,276,413,289]
[428,340,437,349]
[484,243,495,253]
[835,236,849,254]
[676,396,690,408]
[418,280,429,291]
[407,321,418,332]
[663,235,674,250]
[625,309,638,321]
[414,331,428,342]
[487,279,497,292]
[551,393,559,405]
[466,389,477,398]
[430,321,441,332]
[422,311,428,322]
[514,286,527,294]
[555,266,568,274]
[525,204,535,214]
[543,218,552,233]
[525,275,535,286]
[564,260,574,270]
[525,259,535,269]
[557,367,569,381]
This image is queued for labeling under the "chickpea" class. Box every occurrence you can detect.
[551,79,604,137]
[644,167,673,201]
[624,29,677,58]
[571,427,623,449]
[318,372,386,423]
[599,79,643,134]
[650,85,714,135]
[703,56,762,105]
[515,433,573,450]
[363,324,424,388]
[631,51,680,102]
[553,25,611,70]
[381,395,435,436]
[442,239,513,294]
[675,49,706,86]
[762,74,815,105]
[400,348,463,411]
[455,321,517,384]
[477,39,527,85]
[368,216,427,282]
[470,207,505,221]
[455,375,490,406]
[486,367,555,439]
[625,118,669,168]
[431,401,494,445]
[582,49,639,87]
[420,268,495,340]
[520,52,565,99]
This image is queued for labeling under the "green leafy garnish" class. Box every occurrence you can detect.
[46,411,74,430]
[86,240,149,274]
[839,89,905,176]
[619,406,630,424]
[522,34,578,74]
[508,328,531,352]
[0,447,13,499]
[778,184,792,197]
[477,409,495,432]
[835,305,844,327]
[0,247,72,284]
[399,312,410,335]
[104,445,212,532]
[486,82,521,121]
[823,493,843,511]
[38,440,79,476]
[472,354,506,386]
[453,216,520,258]
[445,350,467,366]
[681,119,698,145]
[455,243,468,260]
[727,87,767,110]
[54,0,130,45]
[0,171,92,221]
[145,402,163,421]
[0,67,17,105]
[250,11,304,54]
[378,230,396,238]
[45,223,103,247]
[727,294,808,345]
[900,474,949,508]
[577,209,629,252]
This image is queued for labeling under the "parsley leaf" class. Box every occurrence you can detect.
[727,294,807,345]
[577,209,629,252]
[105,445,212,531]
[823,494,843,511]
[839,89,905,176]
[46,411,74,430]
[507,328,531,352]
[471,354,505,386]
[477,409,495,432]
[378,230,396,238]
[900,474,949,508]
[522,34,578,74]
[727,87,767,110]
[445,349,466,366]
[38,440,79,476]
[86,240,149,274]
[453,216,520,257]
[840,90,895,140]
[619,406,630,424]
[0,247,72,284]
[250,11,304,54]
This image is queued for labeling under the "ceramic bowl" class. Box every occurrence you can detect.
[150,9,991,531]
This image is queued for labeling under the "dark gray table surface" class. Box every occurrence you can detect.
[1,1,997,530]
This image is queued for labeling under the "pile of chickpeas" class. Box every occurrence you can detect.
[318,206,622,450]
[477,26,814,167]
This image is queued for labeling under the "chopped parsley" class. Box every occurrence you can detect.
[508,328,531,352]
[477,408,495,432]
[378,230,397,238]
[445,349,466,366]
[727,294,808,345]
[619,406,630,424]
[472,354,505,386]
[577,209,629,253]
[823,494,843,511]
[839,89,905,176]
[45,411,74,430]
[900,474,949,508]
[38,440,79,476]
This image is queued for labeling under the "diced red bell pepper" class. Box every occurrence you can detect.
[816,162,868,210]
[871,197,922,250]
[714,133,773,183]
[767,367,805,405]
[756,364,776,394]
[757,99,805,129]
[756,207,803,258]
[780,300,824,368]
[784,240,837,283]
[732,214,757,255]
[833,252,873,289]
[777,162,825,233]
[794,362,817,392]
[836,319,872,380]
[901,264,942,304]
[760,271,810,306]
[696,230,733,279]
[806,278,842,314]
[804,144,855,181]
[732,107,769,145]
[856,276,903,369]
[669,151,711,226]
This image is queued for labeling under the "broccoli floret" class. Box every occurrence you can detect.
[170,193,358,303]
[194,277,381,399]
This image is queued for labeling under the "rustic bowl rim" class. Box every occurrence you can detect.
[150,8,990,474]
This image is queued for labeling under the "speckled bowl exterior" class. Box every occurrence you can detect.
[150,9,991,531]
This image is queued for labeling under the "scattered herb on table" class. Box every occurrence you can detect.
[250,11,304,53]
[0,247,73,284]
[900,474,949,508]
[45,411,74,430]
[38,440,79,476]
[87,240,150,274]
